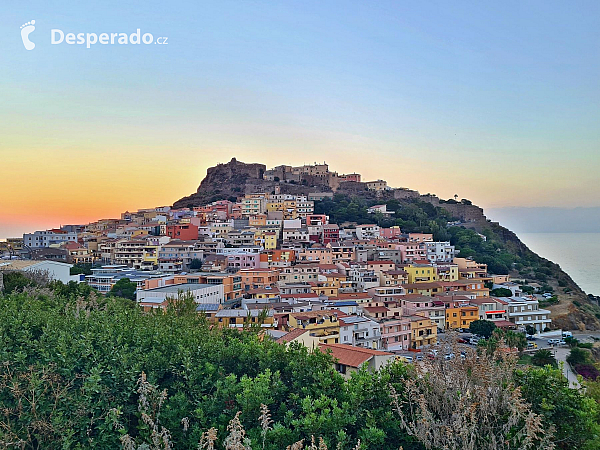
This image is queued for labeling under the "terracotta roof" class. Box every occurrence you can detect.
[384,270,408,275]
[363,306,389,313]
[469,298,498,305]
[247,287,280,295]
[291,309,346,320]
[402,282,442,289]
[276,328,309,344]
[280,293,320,299]
[336,293,371,299]
[319,343,392,368]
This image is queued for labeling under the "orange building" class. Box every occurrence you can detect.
[260,249,295,268]
[238,268,280,291]
[439,279,489,297]
[445,305,479,330]
[172,273,242,302]
[249,214,267,227]
[166,224,199,241]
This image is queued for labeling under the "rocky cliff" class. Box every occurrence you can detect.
[173,158,267,208]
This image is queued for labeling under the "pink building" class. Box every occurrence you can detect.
[380,317,412,351]
[227,253,260,270]
[379,226,403,239]
[398,242,427,263]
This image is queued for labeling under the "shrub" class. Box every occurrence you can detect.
[567,347,590,366]
[531,349,558,368]
[574,364,600,381]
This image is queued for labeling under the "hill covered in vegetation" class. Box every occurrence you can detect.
[314,194,600,330]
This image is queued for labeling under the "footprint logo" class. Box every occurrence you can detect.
[20,20,36,50]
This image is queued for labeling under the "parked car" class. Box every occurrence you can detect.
[526,335,537,341]
[527,342,538,349]
[444,353,455,360]
[469,337,480,345]
[562,331,573,338]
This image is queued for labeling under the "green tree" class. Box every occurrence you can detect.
[1,271,35,294]
[108,277,137,300]
[526,325,536,336]
[469,320,497,338]
[564,336,579,348]
[490,288,513,297]
[70,263,94,276]
[189,258,203,270]
[531,349,557,368]
[567,347,590,366]
[516,365,600,449]
[479,329,526,353]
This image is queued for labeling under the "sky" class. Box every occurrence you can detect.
[1,1,599,238]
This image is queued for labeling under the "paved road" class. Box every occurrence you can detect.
[553,347,581,388]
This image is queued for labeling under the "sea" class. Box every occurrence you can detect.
[519,233,600,296]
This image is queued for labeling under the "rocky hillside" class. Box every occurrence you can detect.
[174,158,600,330]
[173,158,267,208]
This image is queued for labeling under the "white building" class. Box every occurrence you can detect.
[282,228,310,243]
[501,297,552,332]
[339,315,382,349]
[355,224,380,240]
[0,260,78,284]
[425,241,456,263]
[493,282,523,297]
[24,229,78,249]
[85,266,165,293]
[136,283,225,308]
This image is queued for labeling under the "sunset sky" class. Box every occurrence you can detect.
[1,1,599,238]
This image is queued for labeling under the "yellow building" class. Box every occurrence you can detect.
[213,309,275,328]
[311,283,339,297]
[405,264,438,284]
[288,310,341,344]
[267,199,299,219]
[445,305,479,330]
[276,328,320,351]
[381,270,409,286]
[402,282,443,296]
[436,264,459,282]
[263,232,277,249]
[407,315,437,349]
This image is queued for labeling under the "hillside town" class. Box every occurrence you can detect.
[0,162,553,371]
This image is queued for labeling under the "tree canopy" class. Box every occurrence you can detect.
[469,319,497,338]
[108,277,137,300]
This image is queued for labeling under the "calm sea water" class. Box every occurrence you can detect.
[519,233,600,296]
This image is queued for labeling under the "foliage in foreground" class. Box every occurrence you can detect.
[0,288,415,449]
[392,342,552,450]
[0,285,599,449]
